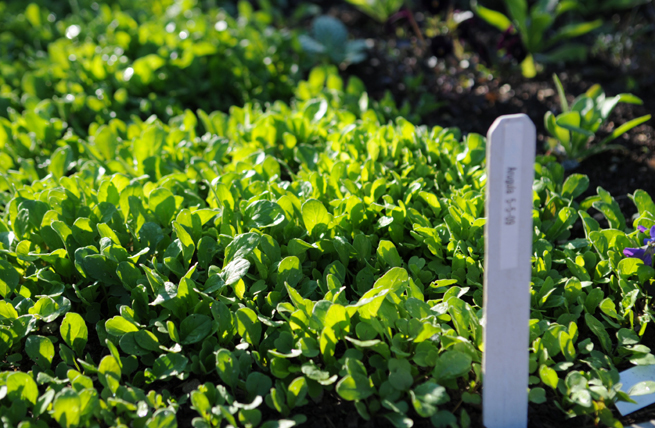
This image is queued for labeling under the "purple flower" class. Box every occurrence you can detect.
[624,247,652,266]
[623,225,655,266]
[639,225,655,245]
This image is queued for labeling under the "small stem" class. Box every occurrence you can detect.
[404,8,426,50]
[69,0,80,15]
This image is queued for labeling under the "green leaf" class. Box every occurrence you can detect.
[245,200,285,229]
[52,388,81,427]
[98,355,122,394]
[547,20,603,48]
[221,258,251,286]
[216,349,239,387]
[553,74,569,113]
[224,233,260,266]
[60,312,88,356]
[146,409,178,428]
[432,350,472,381]
[246,372,273,397]
[148,188,177,226]
[630,189,655,216]
[25,335,54,369]
[562,174,589,200]
[628,381,655,396]
[585,313,613,354]
[7,372,38,406]
[105,316,139,336]
[302,199,330,239]
[28,296,70,323]
[377,240,402,268]
[529,387,547,404]
[180,314,213,345]
[600,115,651,146]
[119,332,151,356]
[539,364,559,389]
[286,377,308,408]
[336,374,375,401]
[236,307,261,346]
[410,382,450,417]
[147,353,188,381]
[388,358,414,391]
[0,260,19,298]
[472,1,512,32]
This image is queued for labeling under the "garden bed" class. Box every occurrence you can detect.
[0,1,654,428]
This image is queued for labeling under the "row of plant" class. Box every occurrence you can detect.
[0,62,653,427]
[0,0,314,134]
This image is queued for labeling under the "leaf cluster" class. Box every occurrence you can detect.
[545,74,651,167]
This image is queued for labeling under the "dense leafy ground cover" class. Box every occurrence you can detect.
[1,1,655,427]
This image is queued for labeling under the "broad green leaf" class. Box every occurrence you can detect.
[216,349,239,387]
[52,388,81,427]
[377,240,402,267]
[7,372,39,406]
[432,350,472,381]
[0,260,19,298]
[146,409,178,428]
[562,174,589,200]
[245,200,285,229]
[147,353,188,381]
[302,199,329,239]
[105,316,139,336]
[180,314,213,345]
[60,312,88,356]
[148,188,177,226]
[25,335,54,369]
[631,189,655,216]
[410,382,450,418]
[628,381,655,396]
[224,233,260,266]
[539,364,559,390]
[286,377,308,408]
[335,374,374,401]
[236,307,261,346]
[529,387,547,404]
[98,355,121,393]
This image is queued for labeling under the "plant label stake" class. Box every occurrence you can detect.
[483,114,536,428]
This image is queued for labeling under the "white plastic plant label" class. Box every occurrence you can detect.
[483,114,536,428]
[616,365,655,416]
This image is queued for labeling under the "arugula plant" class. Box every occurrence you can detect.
[0,1,309,132]
[1,62,652,428]
[2,2,655,426]
[472,0,603,77]
[545,74,651,169]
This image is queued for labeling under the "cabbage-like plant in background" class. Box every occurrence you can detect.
[299,15,368,65]
[545,74,652,169]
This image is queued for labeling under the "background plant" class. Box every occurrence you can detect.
[344,0,406,22]
[0,0,309,133]
[545,74,651,168]
[299,15,368,65]
[472,0,604,77]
